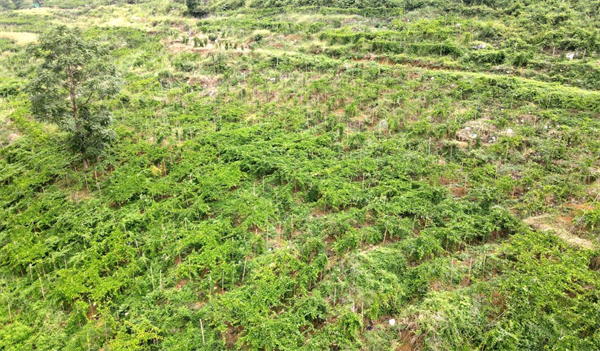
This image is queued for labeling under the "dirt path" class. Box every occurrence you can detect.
[524,214,596,250]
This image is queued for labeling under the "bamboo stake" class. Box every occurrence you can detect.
[150,267,156,291]
[450,258,454,287]
[242,258,247,281]
[39,276,46,301]
[482,255,487,279]
[333,286,337,305]
[200,319,206,345]
[468,260,473,285]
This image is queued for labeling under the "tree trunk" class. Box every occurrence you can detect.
[82,151,89,169]
[67,65,79,128]
[68,66,87,169]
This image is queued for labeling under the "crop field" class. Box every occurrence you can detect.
[1,0,600,350]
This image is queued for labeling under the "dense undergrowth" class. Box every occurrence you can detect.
[1,0,600,350]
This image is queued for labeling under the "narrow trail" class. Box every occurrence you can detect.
[524,215,596,250]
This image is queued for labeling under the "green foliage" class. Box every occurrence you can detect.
[0,0,31,10]
[27,25,121,168]
[186,0,210,17]
[1,0,599,350]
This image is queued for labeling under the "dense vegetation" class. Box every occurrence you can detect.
[1,0,600,350]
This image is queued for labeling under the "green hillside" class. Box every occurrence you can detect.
[1,0,600,350]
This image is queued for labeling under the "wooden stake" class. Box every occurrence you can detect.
[94,171,102,196]
[468,260,473,285]
[39,276,46,301]
[150,267,156,291]
[242,258,247,281]
[482,255,487,279]
[200,319,206,345]
[450,258,454,287]
[333,286,337,306]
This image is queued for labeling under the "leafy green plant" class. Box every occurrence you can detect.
[27,25,121,168]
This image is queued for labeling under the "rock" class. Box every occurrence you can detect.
[566,52,576,60]
[456,119,497,143]
[474,43,487,50]
[378,119,389,131]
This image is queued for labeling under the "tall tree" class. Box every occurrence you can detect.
[28,26,121,168]
[186,0,210,17]
[0,0,15,10]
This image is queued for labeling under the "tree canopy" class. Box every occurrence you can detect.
[28,25,121,168]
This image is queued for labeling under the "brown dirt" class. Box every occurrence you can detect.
[87,304,97,320]
[451,186,468,197]
[460,276,471,287]
[565,203,591,211]
[437,176,457,186]
[395,322,421,351]
[284,34,302,41]
[175,279,188,290]
[429,279,447,292]
[396,339,418,351]
[223,324,243,349]
[488,290,507,318]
